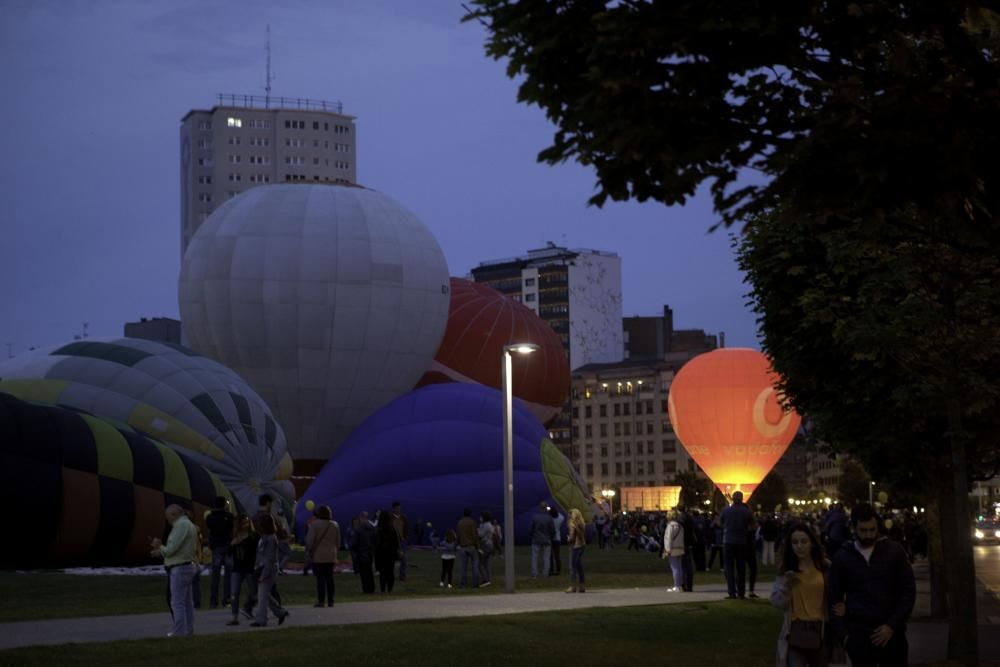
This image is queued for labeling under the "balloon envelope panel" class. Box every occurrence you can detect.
[0,338,294,514]
[419,278,569,424]
[667,348,801,497]
[178,183,450,464]
[296,383,589,543]
[0,391,241,568]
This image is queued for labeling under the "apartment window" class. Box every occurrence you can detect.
[524,277,536,287]
[602,463,609,475]
[584,405,592,418]
[585,443,593,457]
[197,120,212,130]
[613,404,621,417]
[637,462,645,476]
[646,400,654,413]
[636,402,643,416]
[662,439,676,453]
[228,136,240,145]
[637,442,644,455]
[663,459,676,473]
[525,293,536,302]
[599,405,607,418]
[313,121,319,130]
[228,191,238,198]
[661,420,670,433]
[646,421,654,435]
[324,122,329,131]
[586,463,594,477]
[197,157,213,167]
[227,117,242,128]
[615,463,622,475]
[313,140,320,147]
[197,175,212,185]
[624,442,631,455]
[571,426,579,439]
[284,119,305,129]
[623,403,630,416]
[614,423,621,437]
[623,422,631,436]
[625,462,631,475]
[228,155,240,164]
[600,424,608,437]
[228,173,241,181]
[614,443,622,456]
[197,193,212,203]
[600,444,608,457]
[196,138,211,149]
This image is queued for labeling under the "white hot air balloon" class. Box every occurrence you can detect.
[0,338,295,514]
[178,183,450,470]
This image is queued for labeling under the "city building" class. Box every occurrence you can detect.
[179,93,357,255]
[471,243,623,457]
[771,435,810,497]
[123,317,182,345]
[570,352,712,496]
[623,305,719,358]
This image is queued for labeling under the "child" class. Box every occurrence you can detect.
[437,529,458,588]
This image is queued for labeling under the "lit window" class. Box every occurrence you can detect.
[227,117,242,128]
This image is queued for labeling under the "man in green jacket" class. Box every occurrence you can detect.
[151,504,199,637]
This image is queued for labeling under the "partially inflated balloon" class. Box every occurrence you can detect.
[668,348,800,498]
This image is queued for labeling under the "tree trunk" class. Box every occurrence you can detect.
[943,394,978,665]
[924,491,948,619]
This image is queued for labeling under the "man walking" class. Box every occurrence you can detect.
[456,508,480,588]
[719,490,753,599]
[205,496,234,608]
[151,505,199,637]
[529,502,556,578]
[350,511,377,594]
[829,503,916,667]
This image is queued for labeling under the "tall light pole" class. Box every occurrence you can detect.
[502,343,540,594]
[601,488,616,515]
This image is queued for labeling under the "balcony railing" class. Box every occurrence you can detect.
[216,93,344,114]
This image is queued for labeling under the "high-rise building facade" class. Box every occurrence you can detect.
[180,94,357,255]
[471,243,624,457]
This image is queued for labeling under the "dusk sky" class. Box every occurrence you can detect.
[1,1,759,360]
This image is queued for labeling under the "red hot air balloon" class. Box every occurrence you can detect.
[667,348,800,499]
[418,278,569,424]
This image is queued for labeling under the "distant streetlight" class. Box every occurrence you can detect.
[601,488,616,514]
[502,343,540,594]
[869,480,875,505]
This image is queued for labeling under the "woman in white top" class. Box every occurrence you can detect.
[662,510,685,592]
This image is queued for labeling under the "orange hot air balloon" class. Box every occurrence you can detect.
[668,348,800,499]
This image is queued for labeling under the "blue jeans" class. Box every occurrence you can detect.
[478,551,492,583]
[458,546,479,587]
[230,570,255,618]
[531,543,551,577]
[169,563,196,636]
[570,547,585,584]
[668,555,684,589]
[210,547,231,606]
[398,539,408,580]
[254,577,286,625]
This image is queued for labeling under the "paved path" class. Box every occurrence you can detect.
[0,583,751,651]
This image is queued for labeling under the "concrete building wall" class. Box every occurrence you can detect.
[566,251,623,370]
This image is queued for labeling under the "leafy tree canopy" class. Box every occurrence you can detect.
[466,1,1000,227]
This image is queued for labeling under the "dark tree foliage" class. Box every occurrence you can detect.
[671,471,712,509]
[837,460,872,508]
[750,470,787,514]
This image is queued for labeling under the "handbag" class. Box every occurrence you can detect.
[788,619,823,651]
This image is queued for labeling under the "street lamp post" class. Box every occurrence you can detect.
[601,488,616,515]
[502,343,540,594]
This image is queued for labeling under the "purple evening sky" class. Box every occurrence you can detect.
[0,1,759,360]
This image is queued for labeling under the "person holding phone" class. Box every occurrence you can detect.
[769,522,829,666]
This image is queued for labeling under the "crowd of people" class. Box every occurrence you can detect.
[151,492,921,666]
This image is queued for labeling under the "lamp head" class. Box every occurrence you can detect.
[504,343,541,355]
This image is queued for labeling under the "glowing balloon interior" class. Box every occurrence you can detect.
[667,348,800,498]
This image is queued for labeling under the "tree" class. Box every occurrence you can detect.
[467,3,1000,662]
[671,471,711,509]
[750,470,787,514]
[837,460,871,508]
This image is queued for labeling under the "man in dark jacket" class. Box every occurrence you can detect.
[206,496,234,608]
[679,507,697,592]
[829,503,916,667]
[529,502,556,578]
[719,491,753,599]
[350,511,377,593]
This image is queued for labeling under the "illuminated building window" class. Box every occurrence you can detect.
[227,117,242,128]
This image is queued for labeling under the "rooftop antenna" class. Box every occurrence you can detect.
[264,24,274,108]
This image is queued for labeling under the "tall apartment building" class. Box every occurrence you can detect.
[623,305,719,358]
[180,94,357,255]
[570,352,710,496]
[471,243,624,457]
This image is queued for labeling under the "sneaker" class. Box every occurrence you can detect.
[447,584,453,589]
[479,581,491,588]
[667,586,679,592]
[748,592,759,599]
[439,582,444,588]
[565,586,576,593]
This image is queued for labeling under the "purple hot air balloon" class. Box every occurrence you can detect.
[295,383,592,544]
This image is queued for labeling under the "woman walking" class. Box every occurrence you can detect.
[227,513,258,625]
[769,523,829,667]
[565,508,587,593]
[250,514,289,627]
[374,509,400,593]
[306,505,341,607]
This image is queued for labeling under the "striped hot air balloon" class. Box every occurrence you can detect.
[0,392,242,568]
[418,278,569,425]
[0,338,294,515]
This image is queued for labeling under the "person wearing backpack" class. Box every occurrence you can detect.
[477,511,497,587]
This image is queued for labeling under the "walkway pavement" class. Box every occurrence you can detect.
[1,566,998,664]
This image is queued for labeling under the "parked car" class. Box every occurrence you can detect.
[973,520,1000,545]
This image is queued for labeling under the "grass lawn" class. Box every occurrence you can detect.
[0,600,783,666]
[0,546,775,622]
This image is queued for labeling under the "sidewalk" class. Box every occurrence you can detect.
[1,566,998,663]
[0,583,743,651]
